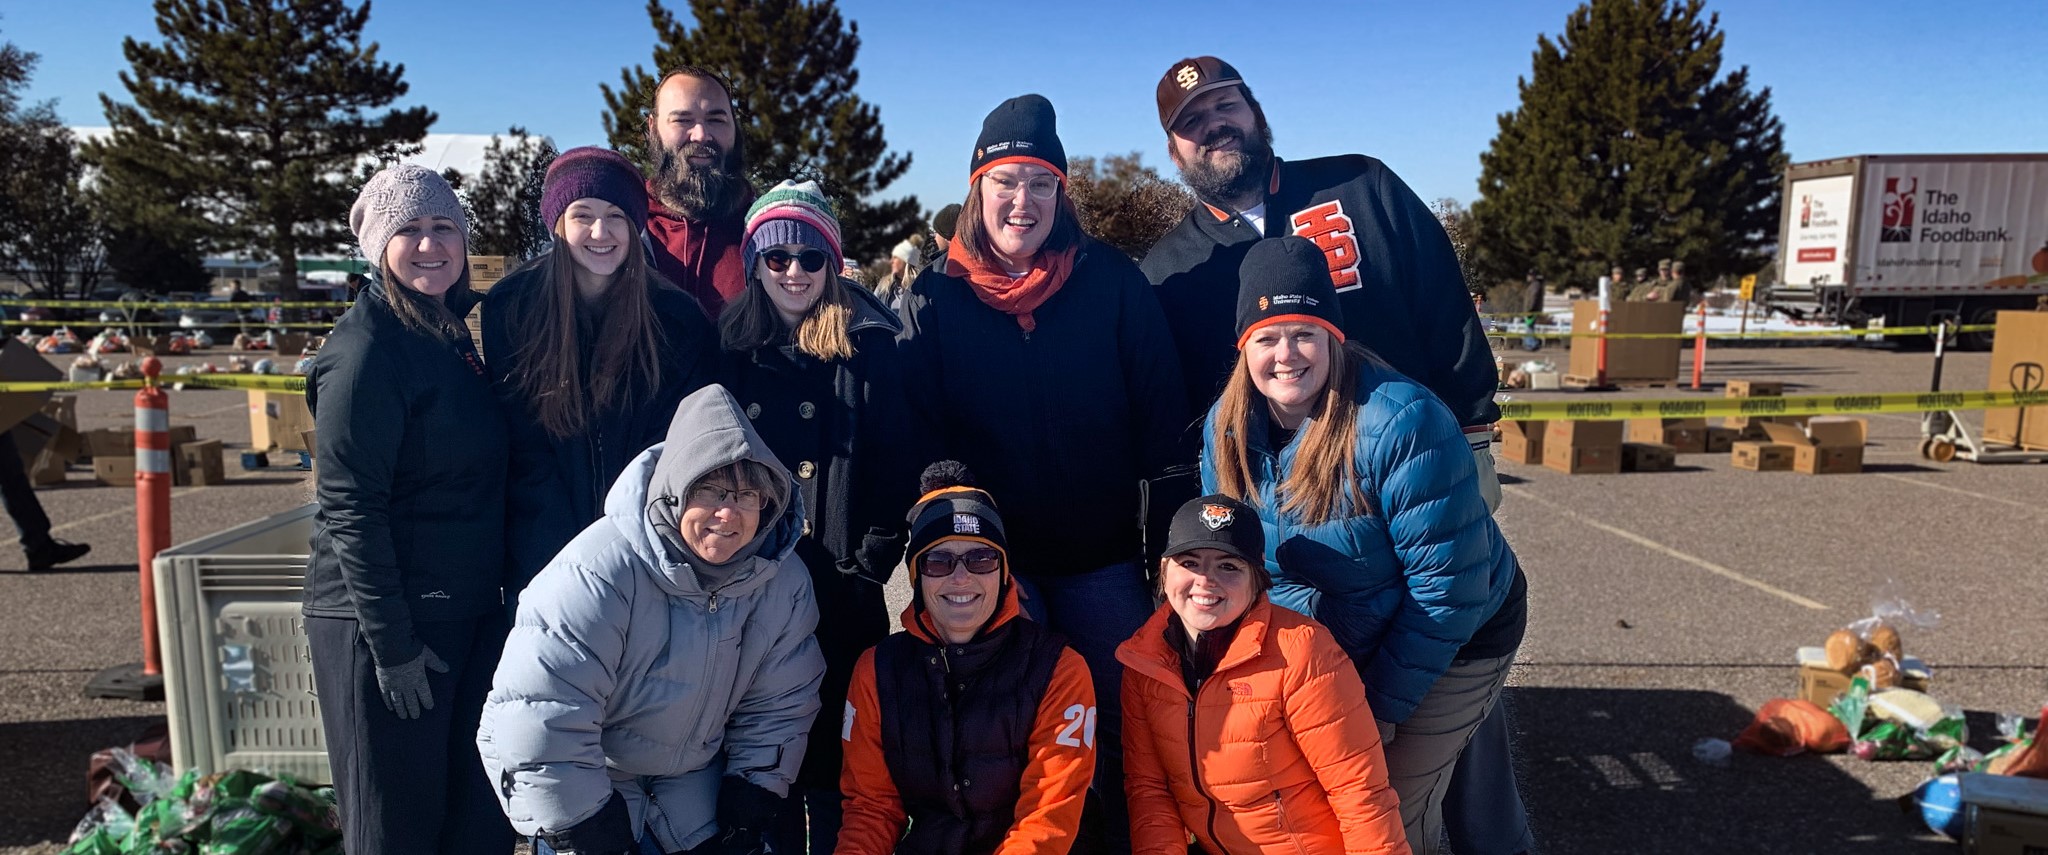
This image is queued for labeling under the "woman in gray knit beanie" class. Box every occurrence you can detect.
[302,162,515,852]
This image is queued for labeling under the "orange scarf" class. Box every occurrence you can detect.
[946,246,1076,333]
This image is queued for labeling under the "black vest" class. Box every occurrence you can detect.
[874,619,1069,855]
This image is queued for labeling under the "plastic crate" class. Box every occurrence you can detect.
[152,504,329,784]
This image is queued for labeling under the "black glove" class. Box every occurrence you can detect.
[702,776,780,855]
[539,791,636,855]
[372,645,448,720]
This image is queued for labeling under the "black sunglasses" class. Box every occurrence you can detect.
[918,547,1002,578]
[763,248,830,274]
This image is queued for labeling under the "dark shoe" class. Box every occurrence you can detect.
[25,539,90,571]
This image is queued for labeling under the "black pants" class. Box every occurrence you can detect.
[0,430,52,549]
[308,613,514,855]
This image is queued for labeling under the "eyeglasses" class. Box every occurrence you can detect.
[763,248,830,274]
[982,173,1061,201]
[687,483,767,512]
[918,547,1002,577]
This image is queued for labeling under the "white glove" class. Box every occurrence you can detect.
[1471,436,1502,514]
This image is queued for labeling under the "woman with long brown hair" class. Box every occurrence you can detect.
[715,179,918,855]
[1201,236,1529,855]
[482,146,717,603]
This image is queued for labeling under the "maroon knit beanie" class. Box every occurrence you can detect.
[541,146,649,234]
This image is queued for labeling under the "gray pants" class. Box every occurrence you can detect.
[1378,652,1517,855]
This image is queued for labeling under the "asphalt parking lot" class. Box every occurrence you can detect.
[1,342,2042,853]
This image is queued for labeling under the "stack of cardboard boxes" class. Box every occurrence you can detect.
[82,424,224,486]
[1983,310,2048,451]
[466,255,514,358]
[1721,378,1868,474]
[247,390,317,458]
[1499,421,1545,466]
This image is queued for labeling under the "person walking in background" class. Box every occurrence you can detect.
[836,462,1096,855]
[643,66,754,316]
[1140,56,1502,513]
[895,94,1188,848]
[717,179,919,854]
[1119,494,1409,855]
[304,164,514,853]
[1202,238,1529,855]
[479,386,824,855]
[483,146,717,607]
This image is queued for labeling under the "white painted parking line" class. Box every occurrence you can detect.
[1503,485,1831,611]
[1872,472,2045,513]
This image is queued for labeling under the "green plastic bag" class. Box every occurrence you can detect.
[1829,676,1872,736]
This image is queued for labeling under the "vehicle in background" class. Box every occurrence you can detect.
[177,296,265,334]
[1765,153,2048,350]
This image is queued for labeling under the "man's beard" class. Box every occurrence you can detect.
[651,139,747,221]
[1177,122,1275,207]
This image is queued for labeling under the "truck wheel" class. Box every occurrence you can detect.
[1959,306,2001,352]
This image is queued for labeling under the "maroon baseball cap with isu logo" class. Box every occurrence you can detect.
[1156,56,1244,133]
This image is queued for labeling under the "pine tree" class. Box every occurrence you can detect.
[600,0,920,263]
[83,0,432,299]
[465,127,558,260]
[0,30,109,297]
[1066,153,1193,260]
[1470,0,1785,290]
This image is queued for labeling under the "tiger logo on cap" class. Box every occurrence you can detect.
[1199,503,1234,531]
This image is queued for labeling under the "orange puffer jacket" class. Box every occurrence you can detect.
[1117,597,1409,855]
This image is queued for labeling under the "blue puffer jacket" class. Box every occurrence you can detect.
[1200,357,1519,724]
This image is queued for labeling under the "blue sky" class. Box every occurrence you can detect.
[8,0,2046,220]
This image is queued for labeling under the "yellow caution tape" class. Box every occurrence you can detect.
[0,379,148,393]
[3,299,350,309]
[1497,389,2048,421]
[1485,324,1993,341]
[0,374,309,394]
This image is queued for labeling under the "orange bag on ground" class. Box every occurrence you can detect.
[1985,703,2048,779]
[1735,699,1853,756]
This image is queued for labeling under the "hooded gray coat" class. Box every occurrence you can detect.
[477,386,825,852]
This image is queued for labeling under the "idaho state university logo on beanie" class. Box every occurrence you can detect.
[970,94,1067,182]
[1235,236,1347,349]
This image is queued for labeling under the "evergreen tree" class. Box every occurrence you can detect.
[1066,153,1193,260]
[83,0,433,299]
[600,0,920,262]
[466,127,558,259]
[1470,0,1785,289]
[0,31,109,297]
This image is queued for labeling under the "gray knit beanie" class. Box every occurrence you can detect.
[350,164,469,273]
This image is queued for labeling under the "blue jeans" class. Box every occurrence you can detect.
[1013,560,1154,851]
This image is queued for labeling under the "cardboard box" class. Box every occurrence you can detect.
[0,338,61,434]
[93,455,137,486]
[1725,379,1785,398]
[1982,310,2048,450]
[248,391,315,452]
[1628,418,1708,453]
[1621,441,1676,472]
[1704,426,1738,454]
[80,428,134,459]
[1795,417,1868,475]
[1731,441,1794,471]
[1526,371,1561,391]
[1545,420,1626,447]
[40,395,77,431]
[1498,421,1545,465]
[177,439,226,486]
[271,333,310,356]
[1544,442,1621,475]
[29,425,80,486]
[468,255,514,289]
[1567,300,1685,383]
[1962,773,2048,855]
[1794,647,1931,706]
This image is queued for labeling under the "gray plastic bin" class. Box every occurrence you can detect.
[152,504,329,784]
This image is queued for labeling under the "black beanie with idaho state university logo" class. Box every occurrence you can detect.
[1235,236,1347,349]
[969,94,1068,183]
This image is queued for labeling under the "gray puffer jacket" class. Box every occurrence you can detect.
[477,386,825,852]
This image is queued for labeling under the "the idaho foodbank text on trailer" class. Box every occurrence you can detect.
[1766,153,2048,349]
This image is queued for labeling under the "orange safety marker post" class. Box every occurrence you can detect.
[84,356,169,700]
[1691,301,1708,390]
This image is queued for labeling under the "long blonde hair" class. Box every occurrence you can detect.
[1210,340,1371,525]
[719,265,857,362]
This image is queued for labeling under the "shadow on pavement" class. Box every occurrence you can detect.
[0,714,164,847]
[1507,687,1952,854]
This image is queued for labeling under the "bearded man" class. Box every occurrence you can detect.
[1139,56,1503,513]
[643,66,755,316]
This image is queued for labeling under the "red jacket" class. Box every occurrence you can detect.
[837,585,1096,855]
[1118,598,1409,855]
[645,187,749,317]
